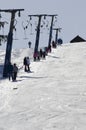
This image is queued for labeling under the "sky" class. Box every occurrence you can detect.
[0,42,86,129]
[0,0,86,49]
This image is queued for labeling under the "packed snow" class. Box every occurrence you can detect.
[0,42,86,130]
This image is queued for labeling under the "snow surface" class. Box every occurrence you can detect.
[0,42,86,130]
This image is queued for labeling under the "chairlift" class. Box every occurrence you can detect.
[12,25,18,40]
[0,35,7,45]
[0,21,5,28]
[22,20,29,30]
[46,20,49,28]
[53,19,57,27]
[0,21,8,36]
[41,25,43,28]
[12,19,19,40]
[22,20,30,40]
[29,23,34,35]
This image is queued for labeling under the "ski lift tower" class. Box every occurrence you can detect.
[0,9,24,77]
[48,15,57,47]
[28,14,47,59]
[53,27,62,44]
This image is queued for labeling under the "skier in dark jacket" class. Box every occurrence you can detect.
[23,57,27,72]
[26,57,30,71]
[28,41,32,48]
[12,63,18,81]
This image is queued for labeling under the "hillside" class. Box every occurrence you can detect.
[0,42,86,130]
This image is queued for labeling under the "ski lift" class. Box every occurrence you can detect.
[0,20,8,43]
[22,20,29,39]
[29,23,34,35]
[0,21,5,35]
[46,20,49,28]
[13,19,18,40]
[53,19,57,27]
[13,27,19,40]
[0,35,7,45]
[41,25,43,28]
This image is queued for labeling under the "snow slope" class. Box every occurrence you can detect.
[0,42,86,130]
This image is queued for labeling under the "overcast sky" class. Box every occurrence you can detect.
[0,0,86,48]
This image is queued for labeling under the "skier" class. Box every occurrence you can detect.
[23,57,27,72]
[39,49,43,58]
[48,44,51,53]
[28,41,32,48]
[26,57,30,71]
[12,63,18,81]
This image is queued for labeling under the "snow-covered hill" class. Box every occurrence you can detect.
[0,42,86,130]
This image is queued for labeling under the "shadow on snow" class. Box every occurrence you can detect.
[19,75,48,79]
[48,55,60,59]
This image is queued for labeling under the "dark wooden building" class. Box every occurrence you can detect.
[70,35,86,43]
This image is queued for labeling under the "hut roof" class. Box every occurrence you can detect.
[70,35,86,43]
